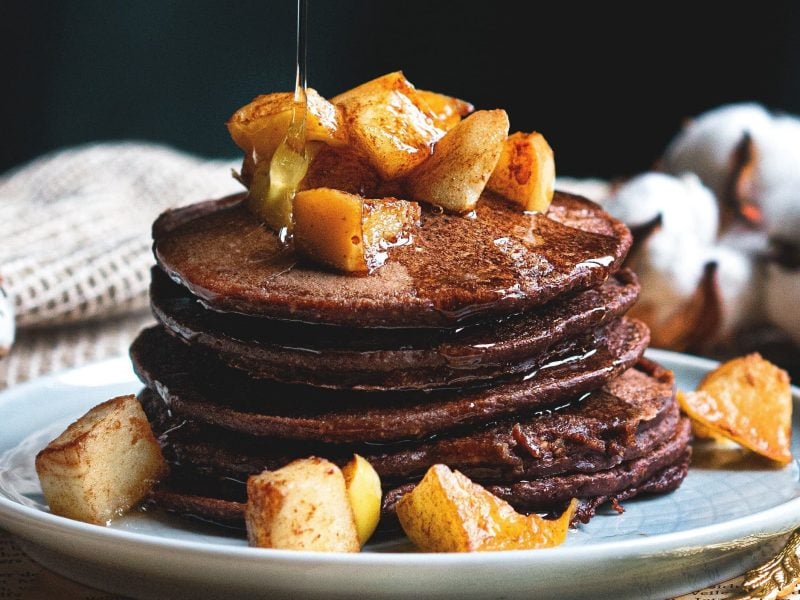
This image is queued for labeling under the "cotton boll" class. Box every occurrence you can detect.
[631,233,762,350]
[606,172,764,350]
[748,115,800,242]
[602,103,800,351]
[642,229,708,298]
[605,172,719,245]
[631,228,709,334]
[603,174,661,228]
[765,263,800,345]
[718,226,770,258]
[706,243,764,340]
[663,104,800,241]
[607,173,716,345]
[0,284,14,357]
[662,103,773,200]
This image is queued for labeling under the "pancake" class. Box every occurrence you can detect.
[130,318,650,443]
[386,419,692,513]
[151,266,641,390]
[139,358,678,484]
[153,191,632,328]
[146,421,691,528]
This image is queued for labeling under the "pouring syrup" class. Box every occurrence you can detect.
[264,0,309,243]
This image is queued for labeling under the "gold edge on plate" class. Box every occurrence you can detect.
[730,528,800,600]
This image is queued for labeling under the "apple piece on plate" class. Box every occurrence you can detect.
[342,454,382,545]
[245,457,360,552]
[487,131,556,213]
[333,71,446,179]
[35,394,168,525]
[678,353,792,463]
[417,89,475,131]
[406,109,509,213]
[293,188,420,273]
[227,89,346,164]
[396,464,577,552]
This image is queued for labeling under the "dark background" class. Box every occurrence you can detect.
[2,1,799,177]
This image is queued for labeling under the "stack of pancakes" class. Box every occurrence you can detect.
[132,190,691,527]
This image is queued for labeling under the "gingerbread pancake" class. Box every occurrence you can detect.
[151,266,640,390]
[153,191,632,327]
[130,319,650,443]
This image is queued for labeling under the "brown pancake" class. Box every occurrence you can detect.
[489,419,690,509]
[147,421,691,528]
[151,266,641,390]
[130,318,650,443]
[370,361,678,481]
[384,418,691,512]
[153,191,632,327]
[138,358,677,483]
[571,451,691,524]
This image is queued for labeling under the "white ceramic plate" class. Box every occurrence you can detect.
[0,350,798,600]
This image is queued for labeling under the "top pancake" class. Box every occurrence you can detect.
[153,191,632,327]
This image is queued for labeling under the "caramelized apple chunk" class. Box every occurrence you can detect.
[299,145,382,197]
[333,71,445,179]
[246,457,360,552]
[406,109,509,213]
[341,454,382,546]
[678,354,792,463]
[227,88,346,164]
[293,188,420,273]
[487,131,556,213]
[417,89,475,131]
[396,464,577,552]
[35,395,168,525]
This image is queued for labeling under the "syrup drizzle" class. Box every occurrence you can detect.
[265,0,309,243]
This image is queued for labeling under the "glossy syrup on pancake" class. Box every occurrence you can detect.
[150,266,641,390]
[153,191,632,327]
[136,159,693,534]
[139,358,692,528]
[253,0,309,239]
[130,318,649,443]
[139,358,679,485]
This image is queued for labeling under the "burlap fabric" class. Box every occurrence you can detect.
[0,142,240,388]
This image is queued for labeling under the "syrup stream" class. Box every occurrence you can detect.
[266,0,309,243]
